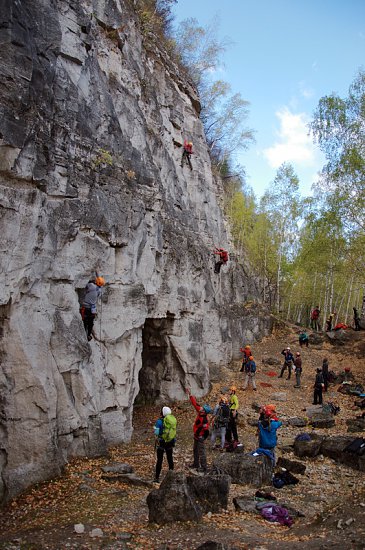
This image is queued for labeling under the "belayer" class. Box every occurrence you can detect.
[153,406,177,483]
[213,246,228,274]
[181,139,193,170]
[80,276,105,341]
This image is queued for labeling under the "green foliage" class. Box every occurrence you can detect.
[310,69,365,230]
[92,148,113,169]
[136,0,177,37]
[174,17,254,166]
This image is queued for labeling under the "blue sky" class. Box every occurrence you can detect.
[172,0,365,198]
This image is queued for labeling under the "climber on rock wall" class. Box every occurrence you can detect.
[213,246,229,274]
[80,275,105,341]
[181,139,193,170]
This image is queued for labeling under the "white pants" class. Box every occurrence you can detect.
[243,372,256,389]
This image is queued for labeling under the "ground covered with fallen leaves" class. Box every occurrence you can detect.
[0,324,364,549]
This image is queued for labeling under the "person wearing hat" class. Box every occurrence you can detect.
[279,347,295,379]
[211,395,230,451]
[313,368,325,405]
[80,276,105,341]
[257,404,282,462]
[185,388,211,473]
[239,345,252,372]
[242,355,257,391]
[226,386,239,444]
[181,139,193,170]
[293,352,302,388]
[153,406,176,483]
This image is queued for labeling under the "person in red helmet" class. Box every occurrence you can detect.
[181,139,193,170]
[213,246,229,274]
[185,387,211,473]
[80,276,105,341]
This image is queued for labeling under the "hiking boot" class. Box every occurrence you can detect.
[188,463,198,469]
[197,467,207,475]
[153,478,160,483]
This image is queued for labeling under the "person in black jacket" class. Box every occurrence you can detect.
[313,368,324,405]
[322,358,329,392]
[279,347,294,379]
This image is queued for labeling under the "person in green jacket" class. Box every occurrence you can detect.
[225,386,239,444]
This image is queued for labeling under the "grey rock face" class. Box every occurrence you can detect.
[0,1,271,502]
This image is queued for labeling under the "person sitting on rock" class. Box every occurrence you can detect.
[279,347,294,379]
[181,139,193,170]
[257,404,282,463]
[185,387,211,473]
[80,276,105,341]
[298,331,309,347]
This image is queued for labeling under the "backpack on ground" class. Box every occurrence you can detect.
[215,403,230,428]
[162,414,177,443]
[344,437,365,456]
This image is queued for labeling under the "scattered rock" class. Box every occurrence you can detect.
[90,528,103,538]
[147,471,230,524]
[346,418,365,432]
[307,410,336,428]
[74,523,85,534]
[271,392,287,402]
[213,453,272,486]
[101,473,153,487]
[101,463,134,474]
[261,356,280,366]
[276,457,306,475]
[287,417,308,427]
[293,434,325,458]
[232,496,259,513]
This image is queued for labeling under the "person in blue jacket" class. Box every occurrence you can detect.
[257,404,282,457]
[279,347,295,379]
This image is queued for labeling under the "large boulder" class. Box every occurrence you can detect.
[212,453,272,486]
[276,457,306,475]
[146,471,230,524]
[293,434,325,458]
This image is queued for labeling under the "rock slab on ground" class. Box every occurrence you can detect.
[213,454,272,486]
[147,471,231,523]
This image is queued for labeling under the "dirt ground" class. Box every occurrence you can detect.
[0,324,364,550]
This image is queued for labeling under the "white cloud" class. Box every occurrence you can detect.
[299,81,315,99]
[263,108,317,168]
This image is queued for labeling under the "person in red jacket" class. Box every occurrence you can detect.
[213,247,229,274]
[185,387,211,473]
[181,140,193,170]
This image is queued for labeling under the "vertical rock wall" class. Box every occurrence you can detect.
[0,0,272,502]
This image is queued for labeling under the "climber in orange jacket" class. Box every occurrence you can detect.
[213,247,229,274]
[181,140,193,170]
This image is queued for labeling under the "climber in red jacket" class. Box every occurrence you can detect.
[213,247,229,274]
[181,140,193,170]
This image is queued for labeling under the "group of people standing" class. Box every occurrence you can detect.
[153,382,282,482]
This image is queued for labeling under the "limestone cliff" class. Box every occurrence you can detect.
[0,0,272,502]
